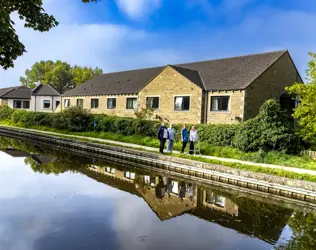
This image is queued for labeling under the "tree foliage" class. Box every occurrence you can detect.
[0,0,58,69]
[287,52,316,143]
[232,99,300,153]
[19,60,103,93]
[0,0,100,69]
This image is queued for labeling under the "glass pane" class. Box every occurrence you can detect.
[23,101,30,109]
[153,97,159,109]
[77,99,83,107]
[107,98,116,109]
[91,99,99,108]
[183,97,190,110]
[132,99,137,109]
[211,97,219,111]
[174,97,183,110]
[146,97,153,109]
[221,97,229,111]
[214,196,225,207]
[14,101,22,109]
[172,181,179,194]
[43,100,50,108]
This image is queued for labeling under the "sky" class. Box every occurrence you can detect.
[1,0,316,87]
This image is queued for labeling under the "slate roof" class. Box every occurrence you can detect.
[63,50,288,96]
[0,87,19,98]
[32,84,61,96]
[0,86,31,99]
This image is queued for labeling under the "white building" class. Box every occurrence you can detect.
[31,84,61,112]
[0,86,31,110]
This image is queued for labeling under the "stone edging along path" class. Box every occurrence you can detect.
[2,124,316,199]
[1,124,316,176]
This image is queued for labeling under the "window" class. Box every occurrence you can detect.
[106,167,115,174]
[56,101,60,107]
[146,97,159,109]
[77,99,83,108]
[23,101,30,109]
[91,99,99,109]
[43,100,51,109]
[107,98,117,109]
[13,100,22,109]
[174,96,190,111]
[124,172,135,180]
[64,99,70,108]
[211,96,230,111]
[126,97,137,110]
[205,192,226,207]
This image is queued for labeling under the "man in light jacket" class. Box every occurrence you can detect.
[166,124,175,153]
[157,123,169,154]
[189,126,198,155]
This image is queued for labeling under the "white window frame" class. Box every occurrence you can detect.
[76,98,84,107]
[145,95,160,110]
[173,95,191,111]
[64,99,71,108]
[106,97,117,110]
[91,98,99,109]
[209,93,232,113]
[43,100,51,109]
[126,96,138,110]
[22,100,30,109]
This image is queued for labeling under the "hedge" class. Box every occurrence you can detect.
[0,100,301,153]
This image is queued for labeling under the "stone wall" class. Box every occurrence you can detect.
[61,94,138,118]
[139,66,203,124]
[0,99,8,106]
[244,52,301,120]
[207,90,245,124]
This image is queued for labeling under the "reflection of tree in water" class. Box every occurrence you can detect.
[24,156,90,175]
[276,212,316,250]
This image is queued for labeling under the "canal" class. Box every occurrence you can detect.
[0,136,315,250]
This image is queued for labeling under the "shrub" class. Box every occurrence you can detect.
[0,99,303,154]
[233,99,301,153]
[0,105,15,121]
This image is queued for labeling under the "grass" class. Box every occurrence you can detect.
[1,122,316,171]
[2,123,316,182]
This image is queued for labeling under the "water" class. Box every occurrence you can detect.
[0,136,316,250]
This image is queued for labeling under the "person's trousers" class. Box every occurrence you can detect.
[181,141,188,153]
[167,140,174,152]
[189,141,195,155]
[159,138,167,153]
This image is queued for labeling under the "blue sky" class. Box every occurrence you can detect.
[1,0,316,87]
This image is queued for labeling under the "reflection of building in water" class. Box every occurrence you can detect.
[200,190,239,216]
[31,155,54,165]
[84,165,291,244]
[0,147,30,158]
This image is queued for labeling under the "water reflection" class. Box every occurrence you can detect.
[1,136,316,250]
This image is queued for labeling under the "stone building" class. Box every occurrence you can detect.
[61,50,302,124]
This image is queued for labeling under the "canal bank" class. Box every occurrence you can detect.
[1,125,316,203]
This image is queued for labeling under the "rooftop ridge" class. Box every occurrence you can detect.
[97,50,287,76]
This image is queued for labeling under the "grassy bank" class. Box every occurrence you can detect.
[2,123,316,183]
[1,121,316,171]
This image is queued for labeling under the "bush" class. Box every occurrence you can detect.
[0,105,15,121]
[0,99,303,153]
[233,99,301,153]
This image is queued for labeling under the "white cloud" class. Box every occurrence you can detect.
[115,0,161,19]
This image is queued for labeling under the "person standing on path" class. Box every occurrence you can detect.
[166,124,175,153]
[157,123,169,154]
[180,125,189,153]
[189,126,198,155]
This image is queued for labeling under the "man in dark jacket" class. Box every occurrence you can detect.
[157,123,169,154]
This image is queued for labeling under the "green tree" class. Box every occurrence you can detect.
[0,0,58,69]
[71,66,103,86]
[20,60,103,93]
[1,0,99,69]
[287,53,316,143]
